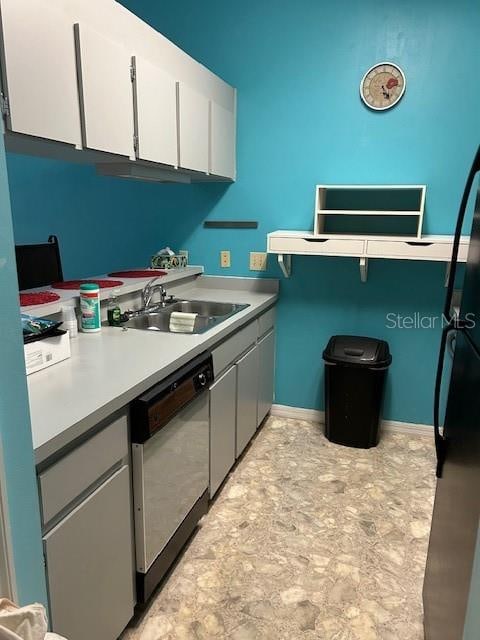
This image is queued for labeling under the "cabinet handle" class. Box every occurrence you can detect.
[304,238,328,243]
[407,241,433,246]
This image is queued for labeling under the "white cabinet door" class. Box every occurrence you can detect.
[257,330,275,427]
[210,365,236,497]
[74,22,134,158]
[177,82,209,173]
[44,466,134,640]
[210,101,235,179]
[0,0,81,146]
[132,55,178,166]
[236,345,259,458]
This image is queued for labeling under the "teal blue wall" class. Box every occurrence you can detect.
[8,0,480,425]
[117,0,480,424]
[0,122,47,604]
[7,156,183,279]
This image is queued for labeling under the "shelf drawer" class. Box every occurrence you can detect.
[212,320,257,376]
[39,413,129,525]
[258,307,275,338]
[367,240,465,261]
[269,236,365,256]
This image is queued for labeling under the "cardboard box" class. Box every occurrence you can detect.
[24,332,71,375]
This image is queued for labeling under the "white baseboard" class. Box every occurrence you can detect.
[270,404,433,437]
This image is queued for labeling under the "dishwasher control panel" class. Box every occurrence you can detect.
[130,352,213,444]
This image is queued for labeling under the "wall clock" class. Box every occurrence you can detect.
[360,62,406,111]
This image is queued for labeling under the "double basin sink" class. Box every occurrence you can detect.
[122,300,250,334]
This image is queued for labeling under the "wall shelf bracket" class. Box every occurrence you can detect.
[278,254,292,278]
[359,257,369,283]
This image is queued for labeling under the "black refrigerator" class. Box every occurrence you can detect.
[423,147,480,640]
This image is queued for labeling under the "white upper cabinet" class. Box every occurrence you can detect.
[0,0,236,179]
[74,22,134,158]
[0,0,81,146]
[132,55,178,166]
[210,101,236,180]
[177,82,209,173]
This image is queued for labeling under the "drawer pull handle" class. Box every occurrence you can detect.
[304,238,328,243]
[406,242,433,247]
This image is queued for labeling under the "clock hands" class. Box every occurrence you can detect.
[381,85,390,99]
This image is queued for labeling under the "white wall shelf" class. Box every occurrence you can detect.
[314,185,426,238]
[267,230,470,283]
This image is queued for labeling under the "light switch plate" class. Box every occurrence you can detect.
[220,250,231,268]
[250,252,267,271]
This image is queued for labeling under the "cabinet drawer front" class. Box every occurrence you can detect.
[39,413,129,525]
[367,240,458,261]
[212,321,257,376]
[44,466,134,640]
[269,236,365,255]
[258,307,276,338]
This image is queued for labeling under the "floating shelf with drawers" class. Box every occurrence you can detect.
[267,231,470,282]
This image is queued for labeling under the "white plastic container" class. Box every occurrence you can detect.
[62,305,78,339]
[80,283,101,332]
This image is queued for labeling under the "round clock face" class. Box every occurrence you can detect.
[360,62,406,110]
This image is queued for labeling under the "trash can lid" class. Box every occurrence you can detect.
[323,335,392,368]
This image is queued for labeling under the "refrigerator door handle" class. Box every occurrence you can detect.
[434,323,457,478]
[443,146,480,322]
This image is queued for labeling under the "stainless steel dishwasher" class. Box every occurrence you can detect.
[130,352,213,603]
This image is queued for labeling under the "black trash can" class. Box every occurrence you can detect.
[322,335,392,448]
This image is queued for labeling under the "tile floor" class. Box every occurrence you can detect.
[121,416,436,640]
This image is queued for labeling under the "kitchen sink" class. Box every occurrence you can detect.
[121,300,249,334]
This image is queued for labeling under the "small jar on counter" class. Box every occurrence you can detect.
[80,283,101,333]
[62,305,78,339]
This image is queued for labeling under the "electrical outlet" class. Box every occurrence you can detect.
[220,250,231,268]
[250,252,267,271]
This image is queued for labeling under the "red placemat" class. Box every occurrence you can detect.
[20,291,61,306]
[51,279,124,290]
[108,270,167,278]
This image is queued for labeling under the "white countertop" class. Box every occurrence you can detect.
[28,276,278,465]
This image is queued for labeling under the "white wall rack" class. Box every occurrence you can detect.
[267,231,470,283]
[314,184,426,238]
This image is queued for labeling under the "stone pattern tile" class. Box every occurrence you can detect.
[121,417,436,639]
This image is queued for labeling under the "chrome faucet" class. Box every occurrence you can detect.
[142,277,167,310]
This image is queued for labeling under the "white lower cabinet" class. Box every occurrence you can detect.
[44,465,134,640]
[257,329,275,427]
[236,345,260,458]
[209,309,276,489]
[209,365,237,497]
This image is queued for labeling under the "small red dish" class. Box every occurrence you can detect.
[51,279,124,290]
[20,291,61,306]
